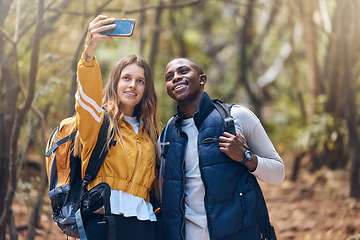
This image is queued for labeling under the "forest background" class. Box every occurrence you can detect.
[1,0,360,239]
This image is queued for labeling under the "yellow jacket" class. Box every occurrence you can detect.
[75,54,155,202]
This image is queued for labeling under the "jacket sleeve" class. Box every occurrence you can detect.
[75,53,104,174]
[231,105,285,185]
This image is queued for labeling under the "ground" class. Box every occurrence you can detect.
[261,168,360,240]
[9,156,360,240]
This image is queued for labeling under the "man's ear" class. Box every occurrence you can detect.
[199,74,207,87]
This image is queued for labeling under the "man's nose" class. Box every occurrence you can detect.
[173,72,181,81]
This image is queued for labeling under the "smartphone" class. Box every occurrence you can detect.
[100,19,135,37]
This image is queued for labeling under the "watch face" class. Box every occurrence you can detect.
[245,151,252,159]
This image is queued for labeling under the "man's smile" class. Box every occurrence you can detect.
[171,80,189,92]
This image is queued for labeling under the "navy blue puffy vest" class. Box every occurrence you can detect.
[162,93,272,240]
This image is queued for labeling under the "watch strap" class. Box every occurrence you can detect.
[241,156,250,165]
[241,150,252,165]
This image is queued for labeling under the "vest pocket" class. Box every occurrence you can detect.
[238,192,246,216]
[201,136,219,144]
[208,193,244,239]
[239,188,259,229]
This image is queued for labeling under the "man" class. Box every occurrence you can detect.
[160,58,285,240]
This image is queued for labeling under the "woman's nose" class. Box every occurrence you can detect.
[129,78,136,88]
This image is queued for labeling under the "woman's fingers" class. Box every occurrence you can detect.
[90,17,116,34]
[85,16,116,52]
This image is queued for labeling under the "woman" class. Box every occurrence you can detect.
[75,15,159,240]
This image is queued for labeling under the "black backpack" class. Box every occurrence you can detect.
[45,111,115,240]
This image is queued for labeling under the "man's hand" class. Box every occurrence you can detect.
[219,132,245,162]
[219,132,258,171]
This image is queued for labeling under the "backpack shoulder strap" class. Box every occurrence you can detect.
[83,110,113,186]
[212,99,236,136]
[158,115,176,201]
[45,130,77,158]
[160,116,176,160]
[79,110,115,240]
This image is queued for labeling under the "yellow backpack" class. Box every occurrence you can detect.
[45,112,115,240]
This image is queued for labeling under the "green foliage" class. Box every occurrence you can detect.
[1,0,359,170]
[266,92,348,160]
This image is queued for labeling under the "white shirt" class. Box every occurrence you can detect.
[180,118,210,240]
[108,116,156,221]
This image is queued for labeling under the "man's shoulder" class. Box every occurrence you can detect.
[230,104,259,122]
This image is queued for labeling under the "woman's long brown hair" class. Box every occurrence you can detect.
[102,55,159,144]
[73,55,159,156]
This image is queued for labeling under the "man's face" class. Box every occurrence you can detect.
[164,58,206,103]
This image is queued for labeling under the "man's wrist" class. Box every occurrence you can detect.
[241,150,253,165]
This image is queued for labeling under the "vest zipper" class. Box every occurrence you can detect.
[180,146,186,240]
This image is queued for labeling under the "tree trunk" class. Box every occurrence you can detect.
[338,0,360,198]
[169,0,187,57]
[234,0,262,117]
[8,212,17,240]
[26,109,48,240]
[324,7,344,116]
[139,0,147,56]
[148,0,163,70]
[0,0,16,237]
[0,37,19,240]
[323,0,360,195]
[0,1,44,238]
[299,0,321,114]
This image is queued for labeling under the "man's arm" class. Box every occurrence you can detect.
[219,105,285,185]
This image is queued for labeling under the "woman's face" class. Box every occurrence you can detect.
[117,63,146,116]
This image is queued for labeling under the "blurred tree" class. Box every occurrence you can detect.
[0,0,44,238]
[68,0,113,117]
[300,0,323,114]
[287,0,360,198]
[323,0,360,197]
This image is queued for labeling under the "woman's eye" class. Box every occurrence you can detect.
[137,79,145,84]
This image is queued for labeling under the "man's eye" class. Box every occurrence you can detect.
[165,75,173,81]
[180,69,189,74]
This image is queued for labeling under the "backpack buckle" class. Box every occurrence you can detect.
[224,117,235,135]
[83,174,91,186]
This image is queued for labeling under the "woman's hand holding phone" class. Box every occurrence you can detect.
[84,15,116,61]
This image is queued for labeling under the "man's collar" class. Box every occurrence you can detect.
[175,92,215,130]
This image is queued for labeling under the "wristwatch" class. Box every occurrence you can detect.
[241,150,253,165]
